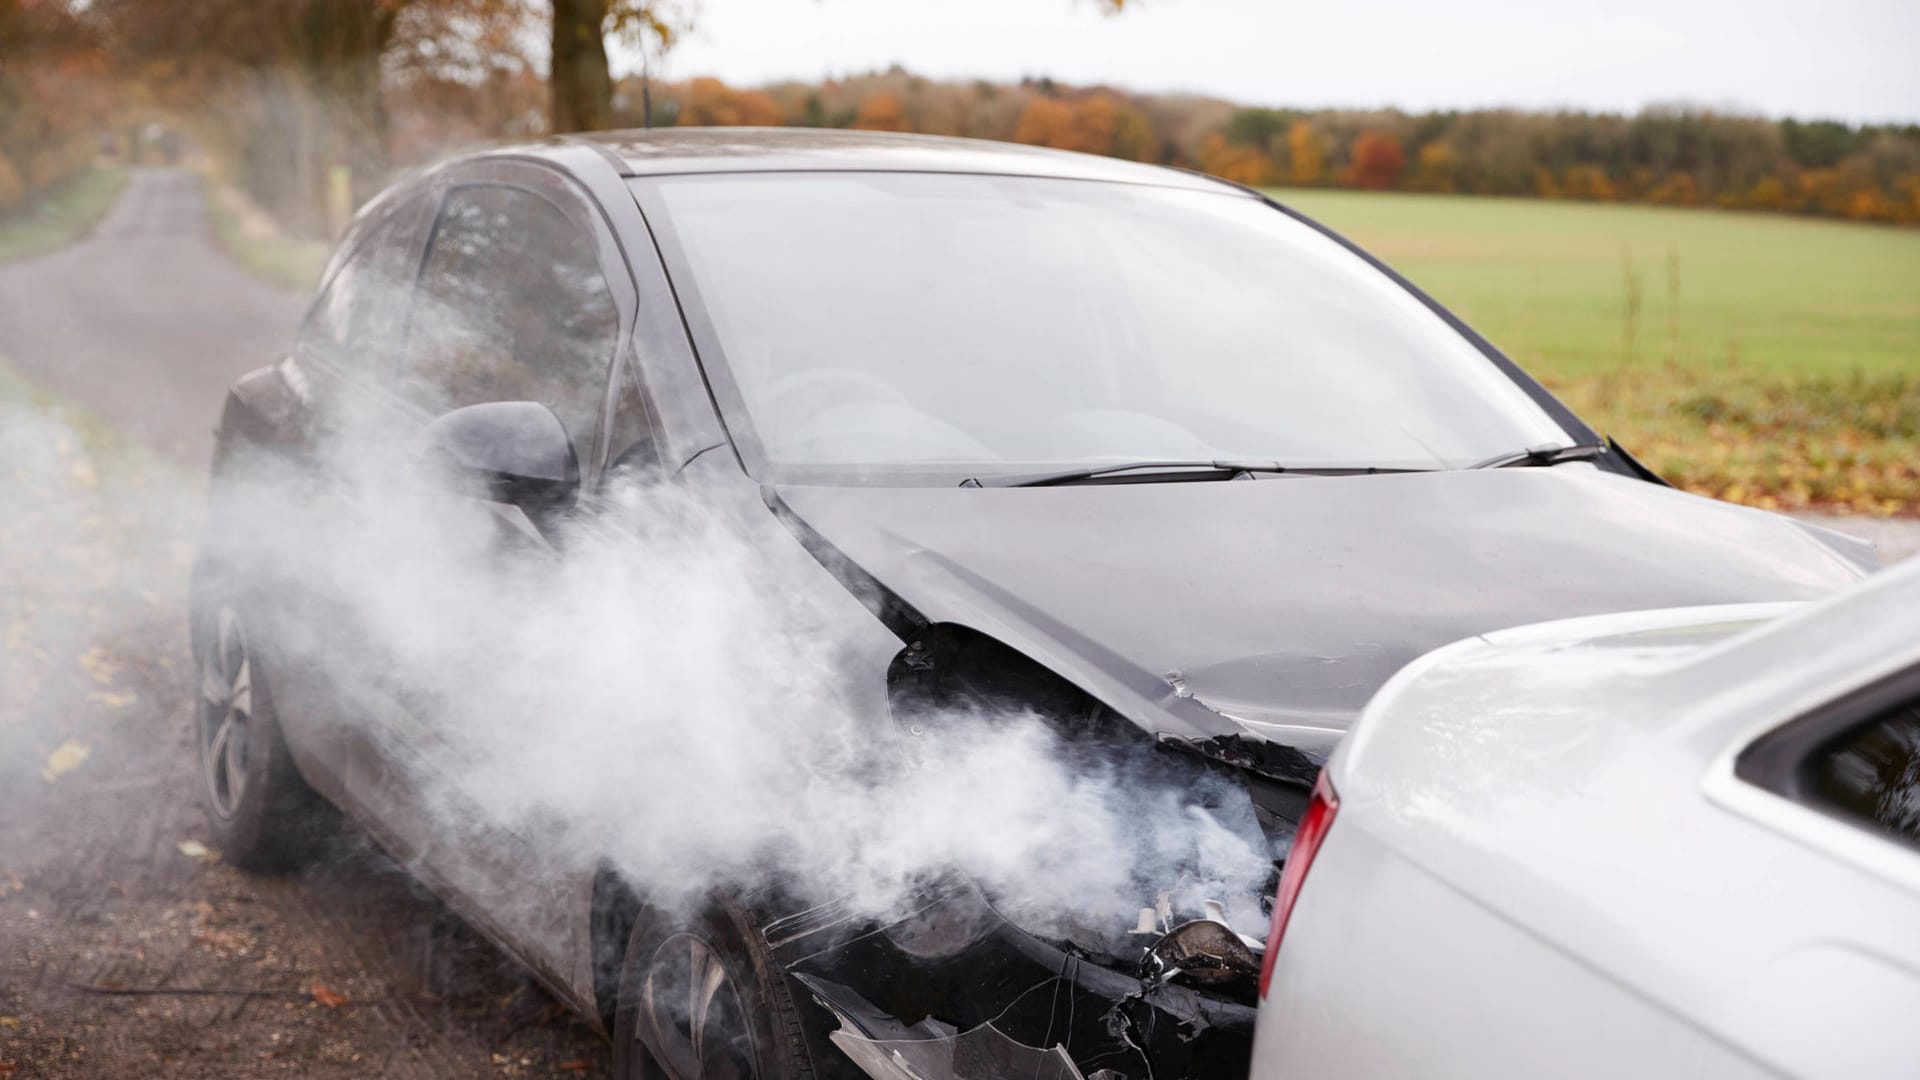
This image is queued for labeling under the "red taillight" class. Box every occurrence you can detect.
[1258,769,1339,998]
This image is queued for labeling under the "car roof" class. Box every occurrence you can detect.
[568,126,1236,192]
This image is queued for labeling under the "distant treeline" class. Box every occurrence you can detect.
[605,69,1920,226]
[5,0,1915,234]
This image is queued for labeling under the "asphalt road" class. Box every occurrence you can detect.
[0,169,609,1078]
[0,169,308,465]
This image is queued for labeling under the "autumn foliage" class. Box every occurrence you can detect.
[1343,131,1405,190]
[851,91,910,132]
[676,77,780,127]
[1,1,1916,232]
[0,0,118,216]
[1013,93,1153,160]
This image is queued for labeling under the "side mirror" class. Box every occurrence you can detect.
[417,401,580,519]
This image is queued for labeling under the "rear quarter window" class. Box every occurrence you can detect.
[1806,701,1920,845]
[1737,667,1920,854]
[296,192,430,374]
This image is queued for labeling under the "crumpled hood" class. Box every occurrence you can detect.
[774,466,1871,755]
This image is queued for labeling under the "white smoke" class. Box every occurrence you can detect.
[209,407,1277,949]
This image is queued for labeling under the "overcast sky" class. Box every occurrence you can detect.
[647,0,1920,124]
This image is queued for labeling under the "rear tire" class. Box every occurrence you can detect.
[612,895,815,1080]
[193,601,333,871]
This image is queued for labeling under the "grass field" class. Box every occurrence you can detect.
[0,167,128,264]
[1267,189,1920,515]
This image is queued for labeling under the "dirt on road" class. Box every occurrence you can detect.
[1,169,609,1078]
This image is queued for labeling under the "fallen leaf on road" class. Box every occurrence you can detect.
[558,1062,591,1071]
[79,646,118,685]
[0,1016,18,1028]
[176,840,211,859]
[40,739,91,783]
[310,982,350,1009]
[0,1059,17,1075]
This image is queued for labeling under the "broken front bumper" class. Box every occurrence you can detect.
[767,876,1255,1080]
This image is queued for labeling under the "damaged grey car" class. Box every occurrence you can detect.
[188,128,1876,1079]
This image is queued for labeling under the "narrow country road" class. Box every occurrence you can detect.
[0,169,307,464]
[0,168,610,1078]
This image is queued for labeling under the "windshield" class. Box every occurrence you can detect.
[643,172,1571,483]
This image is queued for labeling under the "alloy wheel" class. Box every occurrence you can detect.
[636,932,762,1080]
[199,606,254,818]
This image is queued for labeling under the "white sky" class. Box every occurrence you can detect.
[644,0,1920,124]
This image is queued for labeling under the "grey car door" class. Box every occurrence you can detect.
[266,186,433,818]
[366,159,639,1001]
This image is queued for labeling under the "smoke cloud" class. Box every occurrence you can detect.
[207,405,1278,951]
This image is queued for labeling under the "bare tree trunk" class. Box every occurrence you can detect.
[301,0,396,219]
[550,0,612,134]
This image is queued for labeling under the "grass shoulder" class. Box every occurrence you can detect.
[0,168,129,264]
[201,174,331,293]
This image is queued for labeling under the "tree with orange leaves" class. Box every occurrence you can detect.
[852,91,911,132]
[677,77,781,126]
[1344,131,1405,190]
[1013,97,1073,148]
[1013,93,1152,159]
[1197,133,1276,186]
[1286,121,1328,186]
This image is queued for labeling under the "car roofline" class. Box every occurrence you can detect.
[541,126,1241,192]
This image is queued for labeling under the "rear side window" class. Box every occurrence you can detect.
[297,193,428,372]
[1738,668,1920,854]
[1806,701,1920,845]
[401,184,618,459]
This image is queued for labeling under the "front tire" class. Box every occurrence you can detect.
[612,896,815,1080]
[193,602,332,871]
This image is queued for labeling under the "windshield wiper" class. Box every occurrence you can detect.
[1469,442,1608,470]
[962,460,1420,488]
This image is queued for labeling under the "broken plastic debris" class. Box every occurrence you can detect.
[1133,907,1158,935]
[1143,919,1261,988]
[40,740,91,783]
[801,974,1087,1080]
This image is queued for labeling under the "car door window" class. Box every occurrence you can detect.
[402,184,618,460]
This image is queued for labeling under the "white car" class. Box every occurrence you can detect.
[1251,555,1920,1080]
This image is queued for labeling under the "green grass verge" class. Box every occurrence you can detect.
[1265,188,1920,514]
[201,175,330,293]
[0,168,129,264]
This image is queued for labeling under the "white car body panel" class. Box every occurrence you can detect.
[1253,559,1920,1079]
